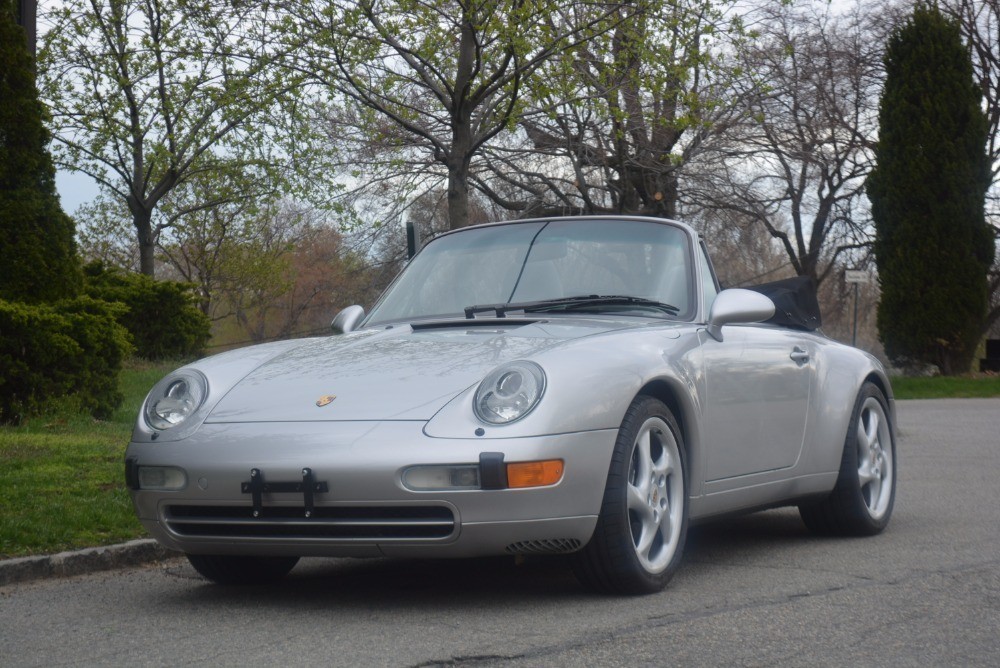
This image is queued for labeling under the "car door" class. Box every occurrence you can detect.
[698,324,812,483]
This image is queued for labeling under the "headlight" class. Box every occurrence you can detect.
[474,361,546,425]
[143,370,208,431]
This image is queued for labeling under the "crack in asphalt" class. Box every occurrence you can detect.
[406,557,1000,667]
[410,654,527,667]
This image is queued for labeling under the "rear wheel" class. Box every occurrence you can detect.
[799,382,896,536]
[575,396,688,594]
[186,554,300,585]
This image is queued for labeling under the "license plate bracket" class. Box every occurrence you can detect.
[240,467,329,518]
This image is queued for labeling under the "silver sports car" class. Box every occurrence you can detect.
[126,216,896,594]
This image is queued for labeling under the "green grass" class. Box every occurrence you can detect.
[891,374,1000,400]
[0,359,178,558]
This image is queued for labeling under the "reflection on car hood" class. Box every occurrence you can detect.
[206,319,640,422]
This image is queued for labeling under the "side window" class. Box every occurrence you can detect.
[698,243,719,316]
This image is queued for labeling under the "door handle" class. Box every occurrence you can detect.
[789,347,810,364]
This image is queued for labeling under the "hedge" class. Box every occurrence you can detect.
[0,297,133,424]
[83,263,210,360]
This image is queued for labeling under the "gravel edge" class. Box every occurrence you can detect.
[0,540,181,587]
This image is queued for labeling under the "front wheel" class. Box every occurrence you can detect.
[186,554,300,585]
[574,396,688,595]
[799,382,896,536]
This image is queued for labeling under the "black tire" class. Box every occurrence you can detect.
[574,396,688,595]
[799,382,896,536]
[186,554,300,585]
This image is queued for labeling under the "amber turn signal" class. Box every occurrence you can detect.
[505,460,564,488]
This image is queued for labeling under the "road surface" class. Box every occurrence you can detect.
[2,399,998,666]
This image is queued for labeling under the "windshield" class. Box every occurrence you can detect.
[365,218,693,326]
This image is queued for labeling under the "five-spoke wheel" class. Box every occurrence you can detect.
[800,382,896,536]
[575,396,688,594]
[855,394,894,521]
[626,414,685,574]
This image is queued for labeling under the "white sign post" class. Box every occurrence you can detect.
[845,270,869,346]
[845,270,869,284]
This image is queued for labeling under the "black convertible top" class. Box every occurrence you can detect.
[747,276,822,331]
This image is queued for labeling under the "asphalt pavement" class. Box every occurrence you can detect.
[1,398,998,667]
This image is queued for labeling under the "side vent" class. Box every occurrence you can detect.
[504,538,582,555]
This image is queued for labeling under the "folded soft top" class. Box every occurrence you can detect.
[747,276,822,331]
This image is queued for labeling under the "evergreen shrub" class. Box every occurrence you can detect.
[867,5,994,375]
[0,297,132,423]
[83,263,210,360]
[0,0,82,303]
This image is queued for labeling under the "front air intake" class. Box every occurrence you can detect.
[164,504,455,540]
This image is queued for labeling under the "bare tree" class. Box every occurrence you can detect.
[475,0,752,219]
[189,207,370,345]
[694,209,795,289]
[685,1,887,286]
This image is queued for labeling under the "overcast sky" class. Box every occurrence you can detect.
[57,170,98,215]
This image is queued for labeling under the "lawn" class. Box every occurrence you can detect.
[0,359,176,558]
[890,374,1000,400]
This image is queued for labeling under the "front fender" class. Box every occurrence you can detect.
[130,338,316,443]
[805,339,895,474]
[424,328,702,441]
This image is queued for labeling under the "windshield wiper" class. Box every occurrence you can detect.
[464,295,679,319]
[529,295,680,315]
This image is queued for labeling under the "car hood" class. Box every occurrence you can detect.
[205,318,643,423]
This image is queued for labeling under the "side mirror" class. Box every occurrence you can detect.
[706,289,775,342]
[331,305,365,334]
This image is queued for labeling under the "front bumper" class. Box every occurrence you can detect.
[126,421,615,558]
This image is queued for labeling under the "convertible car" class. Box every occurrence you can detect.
[126,216,896,594]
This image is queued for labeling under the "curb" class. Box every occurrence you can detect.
[0,539,181,587]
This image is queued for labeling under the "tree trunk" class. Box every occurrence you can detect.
[447,157,471,230]
[656,171,679,219]
[446,14,477,231]
[938,338,977,376]
[131,205,157,277]
[447,102,473,229]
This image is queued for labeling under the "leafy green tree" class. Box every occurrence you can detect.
[867,4,994,374]
[302,1,757,226]
[75,154,290,310]
[38,0,320,277]
[0,0,80,303]
[294,0,616,230]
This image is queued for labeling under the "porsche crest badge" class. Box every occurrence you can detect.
[315,395,337,407]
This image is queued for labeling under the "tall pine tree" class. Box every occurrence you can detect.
[0,0,80,303]
[867,4,993,375]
